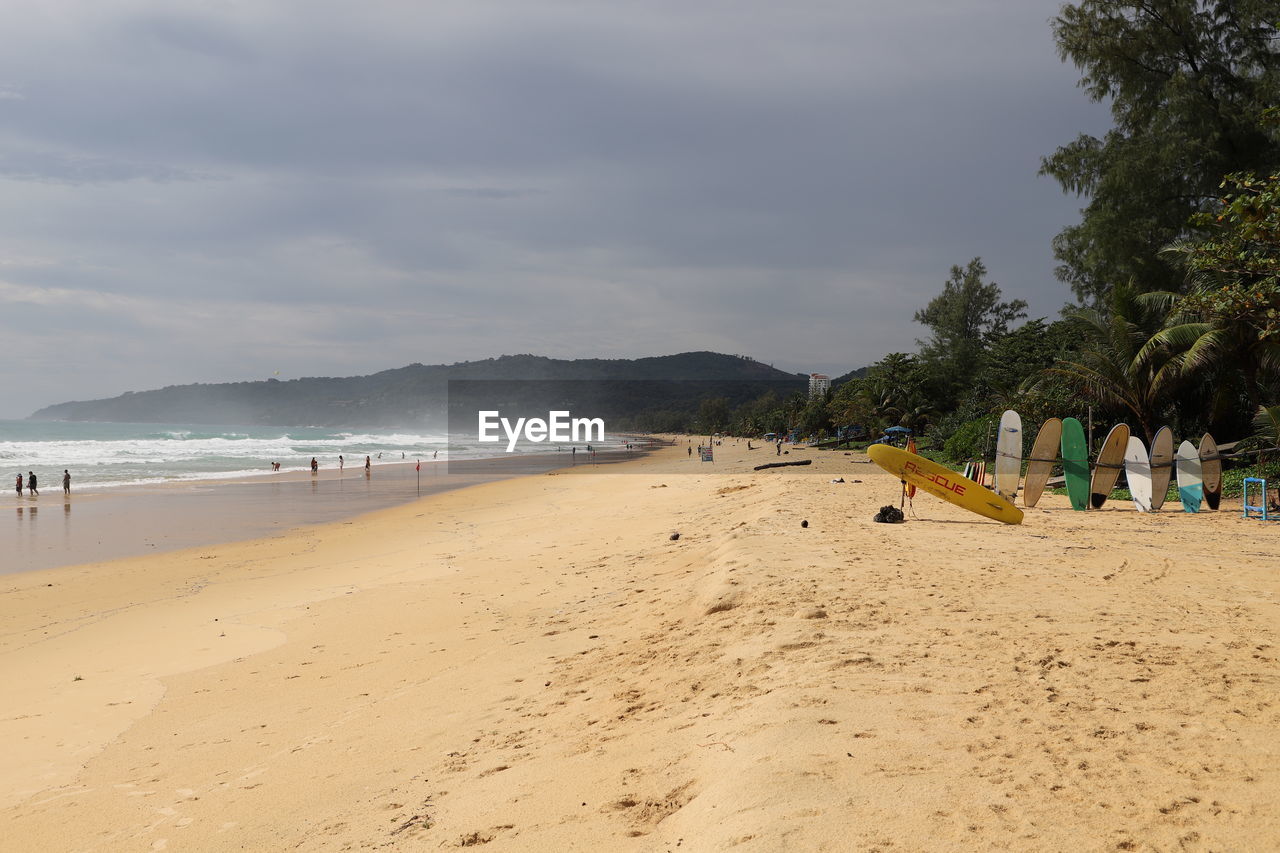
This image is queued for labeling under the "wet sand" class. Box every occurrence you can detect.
[5,451,639,575]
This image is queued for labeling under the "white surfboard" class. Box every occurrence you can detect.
[1176,440,1203,513]
[994,410,1022,500]
[1124,435,1152,513]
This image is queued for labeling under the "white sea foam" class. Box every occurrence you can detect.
[1,421,456,489]
[2,420,621,490]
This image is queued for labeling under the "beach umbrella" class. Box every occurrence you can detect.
[885,426,912,434]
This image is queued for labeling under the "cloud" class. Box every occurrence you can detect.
[0,0,1111,410]
[0,150,218,184]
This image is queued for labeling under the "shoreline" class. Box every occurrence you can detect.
[6,447,647,576]
[2,439,1276,850]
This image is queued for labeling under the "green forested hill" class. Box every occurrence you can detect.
[30,352,806,428]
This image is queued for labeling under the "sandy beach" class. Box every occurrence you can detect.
[1,440,1277,851]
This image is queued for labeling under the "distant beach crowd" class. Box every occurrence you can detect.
[282,450,438,475]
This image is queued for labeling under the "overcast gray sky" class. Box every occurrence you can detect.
[1,0,1110,412]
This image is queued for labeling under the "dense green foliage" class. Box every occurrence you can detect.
[1041,1,1280,304]
[914,258,1028,408]
[1032,283,1181,442]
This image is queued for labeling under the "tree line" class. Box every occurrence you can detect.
[693,2,1280,464]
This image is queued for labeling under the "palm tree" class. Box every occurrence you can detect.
[1027,282,1181,443]
[1254,404,1280,445]
[861,353,936,432]
[1151,165,1280,422]
[1148,257,1280,417]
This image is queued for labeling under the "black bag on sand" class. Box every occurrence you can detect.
[874,505,904,523]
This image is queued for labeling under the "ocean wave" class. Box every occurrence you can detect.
[0,420,625,488]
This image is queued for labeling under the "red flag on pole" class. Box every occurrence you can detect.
[416,461,420,471]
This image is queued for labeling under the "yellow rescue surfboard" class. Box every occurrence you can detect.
[868,444,1023,525]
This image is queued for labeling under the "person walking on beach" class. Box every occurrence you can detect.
[311,457,318,474]
[63,470,71,495]
[364,455,371,473]
[15,473,22,496]
[339,455,344,470]
[27,471,37,496]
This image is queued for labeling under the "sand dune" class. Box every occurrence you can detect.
[1,441,1276,851]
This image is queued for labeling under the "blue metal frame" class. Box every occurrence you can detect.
[1242,477,1275,520]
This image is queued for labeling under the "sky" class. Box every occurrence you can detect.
[0,0,1112,412]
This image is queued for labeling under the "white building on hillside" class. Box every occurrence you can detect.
[808,373,831,398]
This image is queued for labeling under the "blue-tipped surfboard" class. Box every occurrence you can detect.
[1176,440,1203,513]
[1060,417,1089,511]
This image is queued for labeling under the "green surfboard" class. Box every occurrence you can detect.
[1061,417,1089,511]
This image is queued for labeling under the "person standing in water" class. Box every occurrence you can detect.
[339,455,344,470]
[364,455,371,474]
[63,470,71,495]
[27,471,38,496]
[15,473,22,496]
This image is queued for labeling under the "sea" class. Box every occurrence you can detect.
[4,420,640,574]
[0,420,607,491]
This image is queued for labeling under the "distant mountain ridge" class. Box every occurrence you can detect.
[31,352,808,427]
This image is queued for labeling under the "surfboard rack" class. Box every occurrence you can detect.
[1242,478,1279,521]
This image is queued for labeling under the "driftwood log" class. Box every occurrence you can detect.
[753,460,814,471]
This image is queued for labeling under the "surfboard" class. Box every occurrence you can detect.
[1022,418,1062,508]
[904,437,917,498]
[1089,423,1130,508]
[867,444,1023,525]
[1199,433,1222,511]
[993,410,1022,501]
[1060,417,1089,511]
[1124,435,1152,512]
[1176,440,1203,513]
[1149,426,1174,511]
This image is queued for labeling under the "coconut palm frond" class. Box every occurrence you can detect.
[1253,405,1280,445]
[1139,322,1210,364]
[1042,362,1138,417]
[1134,289,1182,317]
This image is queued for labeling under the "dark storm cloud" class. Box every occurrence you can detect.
[0,0,1110,409]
